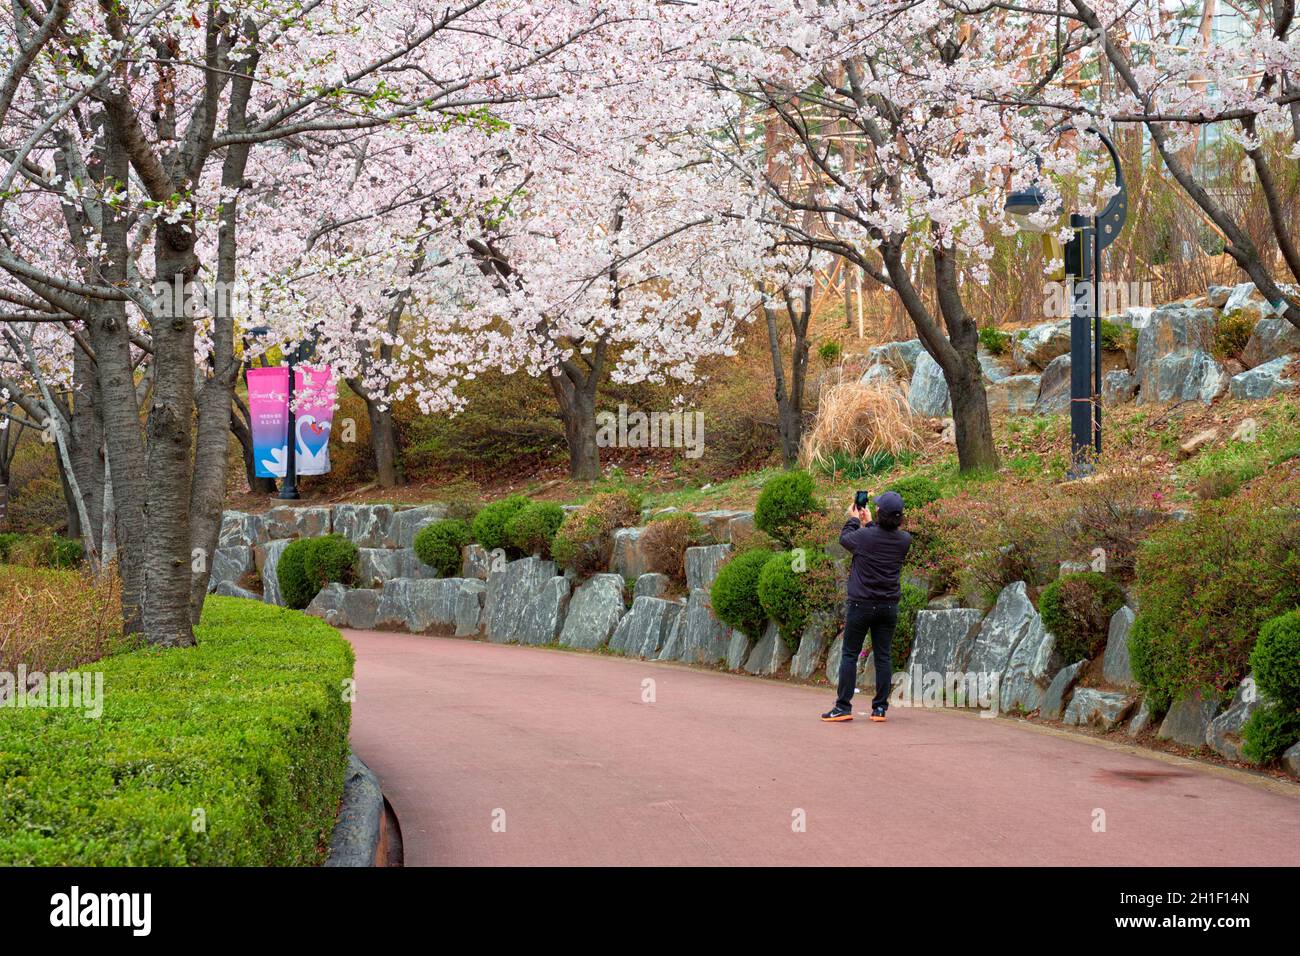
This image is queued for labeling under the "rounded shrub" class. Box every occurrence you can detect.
[470,494,531,553]
[1249,610,1300,709]
[49,535,84,569]
[978,326,1010,356]
[756,548,841,651]
[504,501,566,558]
[0,532,19,561]
[891,582,929,671]
[414,518,472,577]
[1037,571,1127,664]
[888,475,942,512]
[302,534,358,592]
[551,490,642,575]
[641,512,710,581]
[1241,702,1300,765]
[754,469,822,547]
[710,547,772,640]
[277,539,315,610]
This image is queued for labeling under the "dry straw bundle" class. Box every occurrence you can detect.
[800,379,923,471]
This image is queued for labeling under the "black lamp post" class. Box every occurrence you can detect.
[1006,126,1128,475]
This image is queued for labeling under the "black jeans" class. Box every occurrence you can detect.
[836,600,899,712]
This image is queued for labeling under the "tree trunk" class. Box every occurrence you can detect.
[948,361,999,473]
[145,236,200,648]
[366,398,401,488]
[550,371,600,480]
[0,483,7,530]
[70,341,105,555]
[764,287,812,468]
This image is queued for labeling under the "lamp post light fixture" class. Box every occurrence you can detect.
[1006,126,1128,476]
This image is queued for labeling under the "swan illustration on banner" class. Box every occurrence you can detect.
[295,414,332,475]
[247,365,336,479]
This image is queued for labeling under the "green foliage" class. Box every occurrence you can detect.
[890,582,928,671]
[1099,319,1126,352]
[817,341,843,365]
[0,598,353,865]
[888,475,943,512]
[1213,309,1256,360]
[552,490,642,575]
[978,327,1011,356]
[413,518,471,576]
[710,547,772,640]
[754,469,822,547]
[1241,702,1300,765]
[1037,572,1127,663]
[504,501,567,558]
[756,548,841,651]
[277,538,316,610]
[1128,482,1300,709]
[1249,610,1300,709]
[0,532,17,561]
[814,450,911,481]
[470,494,530,553]
[302,534,358,594]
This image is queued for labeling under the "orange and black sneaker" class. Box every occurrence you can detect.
[869,706,888,722]
[821,706,853,722]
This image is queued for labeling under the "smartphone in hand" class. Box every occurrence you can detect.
[854,490,871,511]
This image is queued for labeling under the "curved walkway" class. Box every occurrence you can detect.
[345,629,1300,866]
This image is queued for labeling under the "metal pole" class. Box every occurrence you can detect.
[1067,213,1095,476]
[279,348,300,500]
[1093,217,1102,455]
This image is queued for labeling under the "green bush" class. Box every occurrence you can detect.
[49,535,83,569]
[302,534,358,593]
[818,341,843,365]
[470,494,531,553]
[504,501,566,558]
[0,597,353,864]
[1213,309,1255,360]
[1249,610,1300,708]
[978,327,1010,356]
[754,470,822,547]
[710,547,772,640]
[888,475,943,512]
[277,538,316,610]
[757,548,842,651]
[1241,703,1300,765]
[0,532,19,561]
[890,582,929,671]
[413,518,471,576]
[1037,572,1127,663]
[552,490,642,575]
[1099,319,1126,352]
[1128,483,1300,709]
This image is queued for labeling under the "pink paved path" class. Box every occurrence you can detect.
[345,629,1300,866]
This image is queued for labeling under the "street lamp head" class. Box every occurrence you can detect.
[1004,184,1053,233]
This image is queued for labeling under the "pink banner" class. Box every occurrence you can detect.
[247,365,337,478]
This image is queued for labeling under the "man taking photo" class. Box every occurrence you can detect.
[821,490,912,723]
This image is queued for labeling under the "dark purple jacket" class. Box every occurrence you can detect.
[839,518,912,603]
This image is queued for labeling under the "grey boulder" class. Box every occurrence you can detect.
[1205,676,1265,763]
[1229,354,1296,400]
[1034,354,1071,415]
[907,350,951,418]
[1101,606,1139,688]
[263,505,331,540]
[559,574,626,650]
[685,543,731,591]
[1242,317,1300,368]
[358,547,439,586]
[633,572,671,599]
[610,527,652,578]
[1040,660,1087,721]
[385,504,448,549]
[790,612,837,680]
[484,556,559,643]
[1156,689,1221,747]
[986,373,1041,416]
[330,504,396,548]
[1012,319,1071,371]
[1063,688,1137,730]
[668,588,732,665]
[744,621,792,676]
[209,545,253,593]
[608,596,684,659]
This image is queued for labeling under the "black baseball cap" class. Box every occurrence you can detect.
[875,491,905,515]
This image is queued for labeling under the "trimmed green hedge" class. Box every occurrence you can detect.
[414,518,472,576]
[710,547,773,640]
[471,494,531,553]
[754,470,821,547]
[0,597,353,865]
